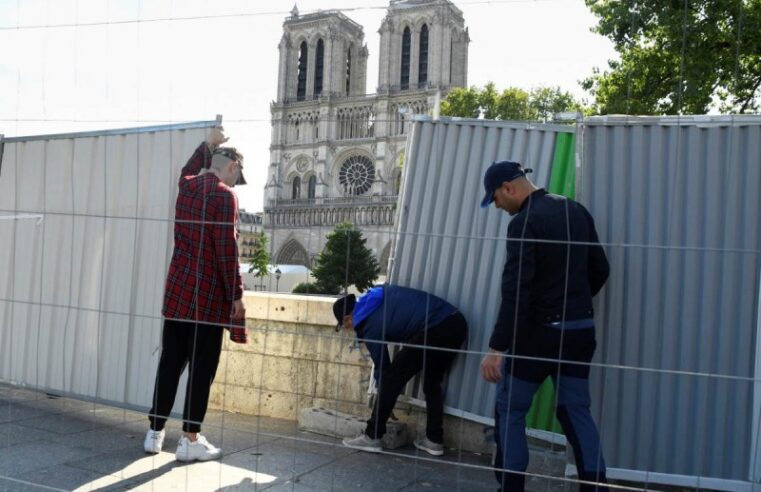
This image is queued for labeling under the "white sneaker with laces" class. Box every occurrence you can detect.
[414,436,444,456]
[143,429,165,454]
[342,433,382,453]
[175,435,222,462]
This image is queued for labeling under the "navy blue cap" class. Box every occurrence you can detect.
[332,294,356,328]
[480,161,532,208]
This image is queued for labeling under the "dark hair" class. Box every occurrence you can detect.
[213,146,243,163]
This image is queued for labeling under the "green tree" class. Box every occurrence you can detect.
[312,222,380,294]
[583,0,761,114]
[440,86,481,118]
[477,83,501,119]
[441,83,584,121]
[495,87,536,121]
[291,282,331,295]
[247,232,270,280]
[529,87,584,122]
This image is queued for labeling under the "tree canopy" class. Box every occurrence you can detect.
[246,231,270,278]
[311,222,380,294]
[441,83,585,121]
[583,0,761,114]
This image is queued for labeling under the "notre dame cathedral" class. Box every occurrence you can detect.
[264,0,469,274]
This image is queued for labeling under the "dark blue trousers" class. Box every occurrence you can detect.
[494,326,608,492]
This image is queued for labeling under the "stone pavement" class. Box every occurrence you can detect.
[0,384,569,491]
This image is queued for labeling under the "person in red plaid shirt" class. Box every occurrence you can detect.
[143,126,247,462]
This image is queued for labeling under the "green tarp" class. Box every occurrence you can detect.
[524,131,575,434]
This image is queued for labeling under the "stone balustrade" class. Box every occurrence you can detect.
[265,197,396,228]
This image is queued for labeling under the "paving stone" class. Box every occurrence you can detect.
[292,451,432,491]
[220,439,339,486]
[0,422,59,449]
[298,407,409,450]
[0,399,52,425]
[11,463,137,492]
[0,476,62,492]
[0,383,557,492]
[0,440,100,478]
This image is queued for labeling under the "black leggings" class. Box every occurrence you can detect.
[148,319,223,433]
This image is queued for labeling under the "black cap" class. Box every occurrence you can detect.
[332,294,356,328]
[480,160,532,208]
[213,147,247,186]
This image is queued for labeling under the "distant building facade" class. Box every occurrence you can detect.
[264,0,469,272]
[238,209,264,259]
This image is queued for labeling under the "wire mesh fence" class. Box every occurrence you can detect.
[1,113,760,491]
[2,1,761,491]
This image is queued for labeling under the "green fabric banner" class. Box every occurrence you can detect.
[524,131,576,434]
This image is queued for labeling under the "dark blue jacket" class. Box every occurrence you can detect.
[490,189,609,352]
[355,285,458,382]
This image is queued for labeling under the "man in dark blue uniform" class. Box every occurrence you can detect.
[479,161,610,492]
[333,285,467,456]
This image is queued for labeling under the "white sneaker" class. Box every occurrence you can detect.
[143,429,165,454]
[342,433,382,453]
[414,436,444,456]
[175,435,222,462]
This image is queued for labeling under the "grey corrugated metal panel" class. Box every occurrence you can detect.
[584,114,761,127]
[412,114,579,133]
[0,134,5,175]
[582,121,761,481]
[1,119,220,143]
[0,122,214,418]
[391,118,572,416]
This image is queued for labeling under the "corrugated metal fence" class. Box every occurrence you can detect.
[581,116,761,482]
[2,115,760,488]
[0,120,218,414]
[391,115,761,487]
[390,118,573,420]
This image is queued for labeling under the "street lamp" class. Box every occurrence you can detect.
[274,268,282,292]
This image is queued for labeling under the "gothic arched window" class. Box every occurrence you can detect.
[418,24,429,88]
[400,27,411,90]
[314,39,324,96]
[292,176,301,199]
[449,37,454,82]
[345,45,352,95]
[297,41,308,101]
[308,175,316,199]
[339,155,375,196]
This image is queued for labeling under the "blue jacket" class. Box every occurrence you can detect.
[354,285,458,382]
[490,189,609,352]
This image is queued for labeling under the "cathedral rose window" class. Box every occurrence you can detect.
[339,155,375,195]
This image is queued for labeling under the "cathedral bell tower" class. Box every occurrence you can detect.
[377,0,469,94]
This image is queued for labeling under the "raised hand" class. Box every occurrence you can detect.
[206,126,230,150]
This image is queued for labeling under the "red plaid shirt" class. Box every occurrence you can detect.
[162,143,243,325]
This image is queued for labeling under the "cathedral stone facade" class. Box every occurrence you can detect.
[264,0,469,273]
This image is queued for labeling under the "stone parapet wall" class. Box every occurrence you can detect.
[208,292,497,455]
[209,293,371,420]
